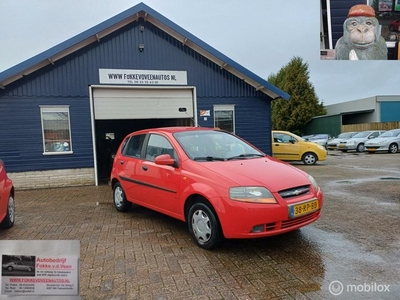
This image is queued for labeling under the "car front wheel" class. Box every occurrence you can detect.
[188,202,222,250]
[113,183,131,212]
[0,194,15,229]
[7,266,13,271]
[302,152,317,165]
[356,143,365,152]
[388,143,398,154]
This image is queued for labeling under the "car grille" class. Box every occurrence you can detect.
[255,210,321,232]
[281,211,320,229]
[278,185,310,198]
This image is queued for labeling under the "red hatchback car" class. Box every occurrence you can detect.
[110,127,323,249]
[0,159,15,229]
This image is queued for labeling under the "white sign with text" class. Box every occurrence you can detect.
[99,69,187,85]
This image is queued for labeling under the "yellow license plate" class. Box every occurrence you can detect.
[289,200,319,218]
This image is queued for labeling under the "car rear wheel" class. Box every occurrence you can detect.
[188,202,222,250]
[356,143,364,152]
[388,143,398,154]
[113,183,131,212]
[7,266,13,271]
[0,194,15,229]
[302,152,317,165]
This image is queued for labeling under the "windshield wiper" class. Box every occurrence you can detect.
[193,156,225,161]
[226,154,265,160]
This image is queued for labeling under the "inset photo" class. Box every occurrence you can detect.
[2,255,36,277]
[321,0,400,60]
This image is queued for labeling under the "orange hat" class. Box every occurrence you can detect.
[348,4,375,17]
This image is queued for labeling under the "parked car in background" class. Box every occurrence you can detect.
[389,19,400,31]
[0,159,15,229]
[364,129,400,153]
[272,131,327,165]
[327,132,358,150]
[110,127,324,250]
[337,130,385,152]
[307,134,333,149]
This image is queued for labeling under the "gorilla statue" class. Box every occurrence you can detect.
[334,4,387,60]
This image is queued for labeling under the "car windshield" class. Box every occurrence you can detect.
[338,132,355,138]
[174,130,265,161]
[379,130,400,138]
[310,134,328,140]
[352,131,371,138]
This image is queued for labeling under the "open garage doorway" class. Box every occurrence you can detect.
[90,85,196,184]
[95,118,192,183]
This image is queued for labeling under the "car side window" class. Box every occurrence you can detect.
[122,134,146,158]
[274,133,293,143]
[145,134,176,162]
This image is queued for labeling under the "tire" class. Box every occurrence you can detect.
[0,194,15,229]
[388,143,398,154]
[188,202,222,250]
[356,143,364,152]
[27,267,32,272]
[341,150,348,153]
[302,152,317,165]
[7,266,13,271]
[113,183,131,212]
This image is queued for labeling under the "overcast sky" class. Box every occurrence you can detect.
[1,0,399,105]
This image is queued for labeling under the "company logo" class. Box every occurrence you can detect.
[329,281,344,295]
[329,280,390,296]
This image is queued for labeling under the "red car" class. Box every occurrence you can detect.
[389,19,400,32]
[0,159,15,229]
[110,127,323,249]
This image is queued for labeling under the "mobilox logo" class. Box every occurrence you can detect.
[329,281,344,295]
[329,280,390,296]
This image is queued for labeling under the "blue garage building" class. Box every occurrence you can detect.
[0,3,288,189]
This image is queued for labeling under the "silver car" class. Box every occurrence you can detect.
[327,132,358,150]
[364,129,400,154]
[337,130,386,152]
[2,261,33,272]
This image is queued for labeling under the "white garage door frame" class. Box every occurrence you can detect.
[89,85,198,185]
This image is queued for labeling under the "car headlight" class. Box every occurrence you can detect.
[308,175,319,192]
[347,141,355,145]
[229,187,277,203]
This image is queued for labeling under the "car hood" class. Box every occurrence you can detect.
[365,137,398,143]
[343,137,368,142]
[193,157,311,192]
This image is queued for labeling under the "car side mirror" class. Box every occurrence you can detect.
[154,154,176,166]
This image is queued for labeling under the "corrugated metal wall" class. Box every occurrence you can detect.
[0,18,273,172]
[381,101,400,122]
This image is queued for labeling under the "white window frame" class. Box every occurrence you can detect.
[213,105,235,133]
[40,106,73,155]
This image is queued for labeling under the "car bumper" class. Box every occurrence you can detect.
[215,190,323,239]
[365,146,388,152]
[337,144,356,151]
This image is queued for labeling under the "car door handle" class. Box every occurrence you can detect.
[142,166,148,171]
[119,160,124,165]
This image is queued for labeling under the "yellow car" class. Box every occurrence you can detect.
[272,131,327,165]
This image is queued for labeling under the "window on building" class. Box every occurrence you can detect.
[40,106,72,154]
[214,105,235,133]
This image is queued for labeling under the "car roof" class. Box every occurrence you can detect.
[128,126,219,136]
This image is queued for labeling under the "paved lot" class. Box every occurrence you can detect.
[1,152,400,299]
